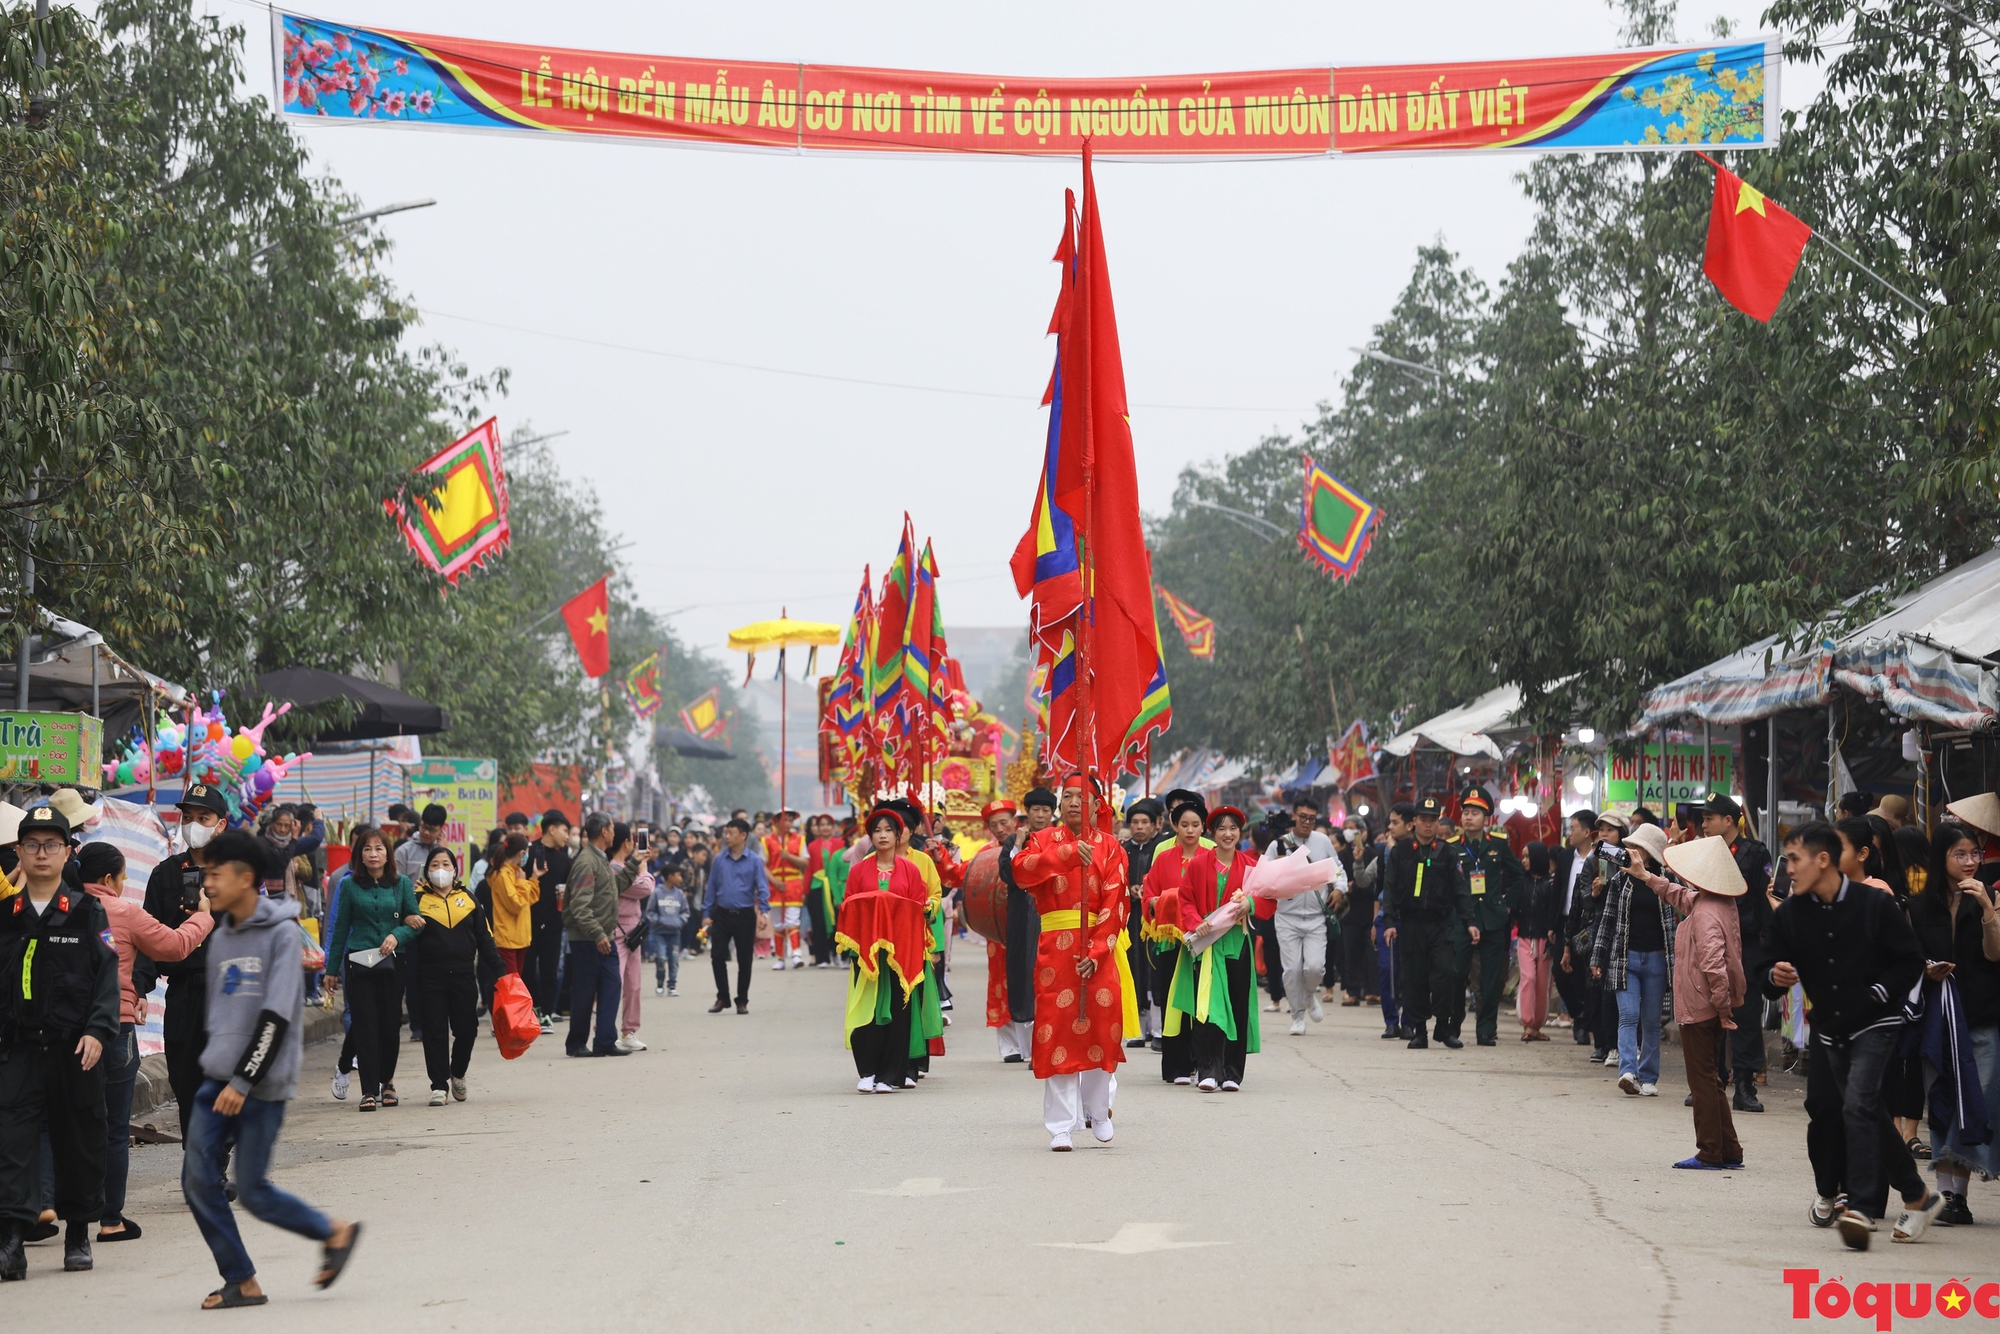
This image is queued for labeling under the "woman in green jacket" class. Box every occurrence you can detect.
[325,825,421,1111]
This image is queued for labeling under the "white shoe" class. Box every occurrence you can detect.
[1639,1082,1658,1097]
[1050,1133,1074,1151]
[616,1035,647,1052]
[1893,1192,1945,1243]
[331,1072,349,1101]
[1603,1052,1618,1067]
[1197,1078,1218,1092]
[857,1077,876,1094]
[1172,1076,1192,1085]
[872,1080,897,1093]
[1619,1072,1641,1095]
[427,1088,448,1107]
[1221,1080,1241,1092]
[771,959,787,971]
[667,988,678,997]
[655,986,664,996]
[903,1077,918,1088]
[1091,1117,1114,1143]
[1289,1016,1307,1036]
[1308,994,1325,1022]
[790,954,805,969]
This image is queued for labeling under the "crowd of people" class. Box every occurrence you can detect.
[956,777,1997,1253]
[0,769,1995,1301]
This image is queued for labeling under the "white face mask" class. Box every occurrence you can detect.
[185,822,216,849]
[428,866,454,888]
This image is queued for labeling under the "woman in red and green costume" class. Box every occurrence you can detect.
[836,808,935,1093]
[1171,807,1262,1091]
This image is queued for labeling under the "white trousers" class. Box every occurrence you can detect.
[1043,1069,1117,1138]
[995,1020,1033,1060]
[1276,916,1327,1018]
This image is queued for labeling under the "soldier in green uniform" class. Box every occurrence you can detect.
[1380,796,1479,1050]
[1454,788,1525,1046]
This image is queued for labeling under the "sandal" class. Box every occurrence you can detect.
[203,1281,268,1309]
[1908,1136,1932,1160]
[379,1087,399,1107]
[358,1096,378,1112]
[315,1221,362,1289]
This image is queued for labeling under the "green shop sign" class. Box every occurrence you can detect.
[0,710,106,788]
[1604,742,1731,812]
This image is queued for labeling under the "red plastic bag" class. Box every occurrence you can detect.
[491,973,540,1060]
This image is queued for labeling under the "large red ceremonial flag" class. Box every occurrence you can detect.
[1702,159,1813,322]
[560,576,611,678]
[1039,144,1172,779]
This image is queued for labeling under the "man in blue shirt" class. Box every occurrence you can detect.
[701,820,770,1014]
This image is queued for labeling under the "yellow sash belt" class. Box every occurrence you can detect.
[1036,910,1141,1039]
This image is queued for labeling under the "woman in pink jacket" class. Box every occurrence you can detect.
[72,842,215,1241]
[614,823,656,1052]
[1638,835,1748,1171]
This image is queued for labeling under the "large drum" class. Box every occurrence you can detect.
[960,846,1006,941]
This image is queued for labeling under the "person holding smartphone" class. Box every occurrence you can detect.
[1908,818,2000,1226]
[134,783,235,1142]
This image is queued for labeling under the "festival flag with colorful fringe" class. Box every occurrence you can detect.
[624,651,663,719]
[1154,585,1216,659]
[1017,152,1173,780]
[679,686,724,739]
[386,417,511,586]
[1298,454,1378,582]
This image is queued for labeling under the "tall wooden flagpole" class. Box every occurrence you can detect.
[1075,142,1098,959]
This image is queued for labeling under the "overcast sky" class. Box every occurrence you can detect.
[203,0,1781,658]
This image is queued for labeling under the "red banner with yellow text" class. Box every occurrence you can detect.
[274,13,1776,157]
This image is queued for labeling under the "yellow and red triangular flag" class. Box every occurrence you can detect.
[1702,159,1813,322]
[1154,585,1215,660]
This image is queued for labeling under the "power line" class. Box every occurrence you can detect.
[418,307,1312,414]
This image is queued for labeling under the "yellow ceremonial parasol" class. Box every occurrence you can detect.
[726,609,842,813]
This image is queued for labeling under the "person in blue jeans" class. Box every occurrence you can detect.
[182,830,360,1309]
[1589,822,1676,1096]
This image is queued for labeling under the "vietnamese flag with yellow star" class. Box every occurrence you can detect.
[1702,159,1813,322]
[560,576,611,678]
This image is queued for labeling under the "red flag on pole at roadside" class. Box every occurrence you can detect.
[1701,158,1813,322]
[560,576,611,678]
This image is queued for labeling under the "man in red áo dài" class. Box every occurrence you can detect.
[1011,776,1129,1151]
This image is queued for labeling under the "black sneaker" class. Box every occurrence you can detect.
[1407,1033,1429,1049]
[1939,1192,1975,1226]
[1475,1037,1497,1047]
[1441,1035,1464,1049]
[1380,1026,1402,1040]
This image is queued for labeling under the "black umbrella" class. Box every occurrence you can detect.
[255,667,448,740]
[655,726,734,761]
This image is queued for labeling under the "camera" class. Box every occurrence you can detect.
[1596,843,1631,869]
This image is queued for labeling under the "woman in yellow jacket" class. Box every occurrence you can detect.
[487,834,540,976]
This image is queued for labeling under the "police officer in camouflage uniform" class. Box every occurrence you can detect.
[1453,788,1525,1046]
[1381,796,1479,1050]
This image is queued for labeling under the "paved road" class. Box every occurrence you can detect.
[8,948,1990,1331]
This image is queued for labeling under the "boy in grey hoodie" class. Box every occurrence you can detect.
[182,830,360,1309]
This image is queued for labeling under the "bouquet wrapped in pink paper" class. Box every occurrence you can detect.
[1244,846,1345,900]
[1182,899,1247,955]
